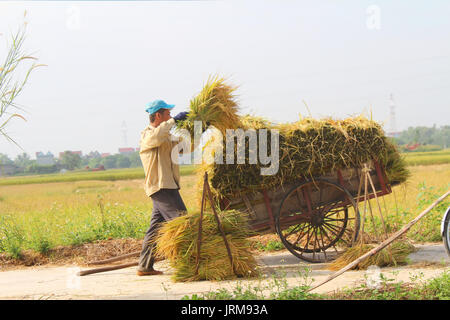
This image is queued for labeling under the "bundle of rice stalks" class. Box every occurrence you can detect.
[177,75,241,144]
[328,239,416,271]
[381,139,411,186]
[154,209,259,282]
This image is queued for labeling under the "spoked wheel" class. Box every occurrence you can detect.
[275,179,360,263]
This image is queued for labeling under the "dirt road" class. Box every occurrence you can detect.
[0,243,448,300]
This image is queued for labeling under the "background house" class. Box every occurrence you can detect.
[118,147,136,155]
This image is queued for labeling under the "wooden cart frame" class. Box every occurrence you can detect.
[217,159,393,263]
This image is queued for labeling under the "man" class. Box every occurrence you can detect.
[137,99,189,276]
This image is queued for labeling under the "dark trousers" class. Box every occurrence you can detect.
[138,188,187,271]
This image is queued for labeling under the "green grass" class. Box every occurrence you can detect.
[182,268,450,300]
[0,174,200,258]
[327,269,450,300]
[182,268,322,300]
[0,204,152,257]
[362,181,450,243]
[0,165,196,186]
[255,240,285,252]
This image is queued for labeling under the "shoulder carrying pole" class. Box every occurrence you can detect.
[77,262,138,276]
[194,173,208,275]
[195,172,237,276]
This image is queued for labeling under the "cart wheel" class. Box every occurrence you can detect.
[275,179,360,263]
[442,206,450,258]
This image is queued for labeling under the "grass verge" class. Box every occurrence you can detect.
[181,268,450,300]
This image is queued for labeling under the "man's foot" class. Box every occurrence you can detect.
[136,269,164,276]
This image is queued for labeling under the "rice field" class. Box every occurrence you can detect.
[0,165,196,186]
[0,174,199,258]
[368,163,450,242]
[0,163,448,259]
[403,149,450,166]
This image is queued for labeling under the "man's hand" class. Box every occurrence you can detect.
[173,111,189,122]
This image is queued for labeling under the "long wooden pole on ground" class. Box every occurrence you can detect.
[307,190,450,292]
[77,262,138,276]
[87,252,140,265]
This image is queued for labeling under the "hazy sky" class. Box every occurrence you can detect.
[0,1,449,159]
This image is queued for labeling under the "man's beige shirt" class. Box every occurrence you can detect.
[140,118,181,197]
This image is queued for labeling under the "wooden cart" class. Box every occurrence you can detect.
[217,160,395,263]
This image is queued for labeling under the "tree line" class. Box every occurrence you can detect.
[392,125,449,152]
[0,151,143,175]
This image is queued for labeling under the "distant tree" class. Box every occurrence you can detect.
[81,156,89,167]
[87,151,101,159]
[0,153,13,165]
[13,152,33,173]
[60,151,82,170]
[88,157,102,169]
[83,151,102,167]
[129,151,142,168]
[394,125,450,149]
[117,155,131,168]
[101,155,117,169]
[14,152,32,167]
[434,125,450,149]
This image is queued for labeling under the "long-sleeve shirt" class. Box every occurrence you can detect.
[139,118,181,197]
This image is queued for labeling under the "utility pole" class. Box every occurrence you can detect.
[121,121,128,147]
[387,93,397,137]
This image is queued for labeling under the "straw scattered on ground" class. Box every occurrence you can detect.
[328,238,416,271]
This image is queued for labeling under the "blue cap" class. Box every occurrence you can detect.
[145,100,175,114]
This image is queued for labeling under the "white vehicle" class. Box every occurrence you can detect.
[441,206,450,257]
